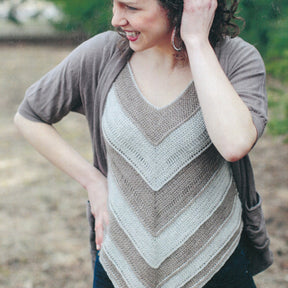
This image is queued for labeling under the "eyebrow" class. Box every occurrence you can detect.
[117,0,138,4]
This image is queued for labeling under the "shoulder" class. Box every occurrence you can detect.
[215,36,265,77]
[59,30,125,83]
[80,31,120,51]
[69,30,122,63]
[216,36,261,58]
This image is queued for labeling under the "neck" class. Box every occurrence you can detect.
[134,46,188,71]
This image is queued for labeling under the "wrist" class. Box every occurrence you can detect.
[82,166,106,191]
[183,36,211,52]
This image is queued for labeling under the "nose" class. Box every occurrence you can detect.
[111,6,128,27]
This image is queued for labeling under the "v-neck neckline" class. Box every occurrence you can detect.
[127,62,194,111]
[112,64,200,145]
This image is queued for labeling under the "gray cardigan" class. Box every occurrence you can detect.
[19,31,273,275]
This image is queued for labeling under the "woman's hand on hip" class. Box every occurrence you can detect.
[181,0,217,45]
[86,172,109,251]
[14,113,111,249]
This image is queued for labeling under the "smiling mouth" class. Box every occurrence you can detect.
[125,31,140,38]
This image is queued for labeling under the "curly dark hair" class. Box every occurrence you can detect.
[117,0,242,58]
[159,0,242,50]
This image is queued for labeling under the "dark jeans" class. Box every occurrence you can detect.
[93,250,115,288]
[203,239,256,288]
[93,239,256,288]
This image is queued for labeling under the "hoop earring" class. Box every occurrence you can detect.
[171,27,182,52]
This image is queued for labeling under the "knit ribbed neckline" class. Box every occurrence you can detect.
[115,64,200,145]
[127,62,194,111]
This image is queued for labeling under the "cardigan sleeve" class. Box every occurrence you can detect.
[18,31,119,124]
[216,37,268,141]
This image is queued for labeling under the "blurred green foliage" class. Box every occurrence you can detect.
[238,0,288,139]
[267,84,288,141]
[239,0,288,82]
[46,0,112,37]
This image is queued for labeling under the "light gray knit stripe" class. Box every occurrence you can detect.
[107,162,233,268]
[115,64,199,145]
[181,229,242,288]
[101,237,147,288]
[99,251,129,288]
[108,144,224,236]
[159,199,243,288]
[101,184,238,287]
[102,87,211,191]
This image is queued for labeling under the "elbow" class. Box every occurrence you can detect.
[14,112,37,136]
[222,150,247,163]
[14,113,53,140]
[218,124,257,162]
[220,137,254,163]
[14,112,30,134]
[14,112,23,131]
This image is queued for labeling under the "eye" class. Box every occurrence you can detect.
[126,5,138,11]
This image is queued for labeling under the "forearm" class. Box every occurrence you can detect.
[181,0,257,161]
[185,39,257,161]
[14,112,104,190]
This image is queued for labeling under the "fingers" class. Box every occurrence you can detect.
[181,0,218,42]
[87,175,109,250]
[94,209,109,250]
[183,0,217,14]
[95,217,104,251]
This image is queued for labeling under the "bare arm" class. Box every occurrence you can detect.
[181,0,257,162]
[14,112,107,250]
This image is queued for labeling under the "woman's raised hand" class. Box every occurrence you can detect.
[181,0,217,45]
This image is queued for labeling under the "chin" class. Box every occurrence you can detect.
[128,43,145,52]
[129,41,153,53]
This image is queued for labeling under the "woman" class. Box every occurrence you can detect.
[14,0,270,287]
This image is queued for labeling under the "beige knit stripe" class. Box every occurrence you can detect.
[102,182,238,287]
[107,163,233,268]
[108,144,224,235]
[99,251,129,288]
[181,229,242,288]
[114,64,199,145]
[102,87,211,191]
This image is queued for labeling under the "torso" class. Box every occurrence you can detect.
[99,63,243,287]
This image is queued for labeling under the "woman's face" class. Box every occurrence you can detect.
[111,0,172,52]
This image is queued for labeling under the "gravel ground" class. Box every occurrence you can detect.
[0,43,287,288]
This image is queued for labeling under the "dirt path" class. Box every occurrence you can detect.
[0,44,287,288]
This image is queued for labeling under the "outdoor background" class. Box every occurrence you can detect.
[0,0,287,287]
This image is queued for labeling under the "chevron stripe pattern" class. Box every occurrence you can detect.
[100,64,243,288]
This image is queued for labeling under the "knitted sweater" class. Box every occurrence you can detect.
[99,64,243,287]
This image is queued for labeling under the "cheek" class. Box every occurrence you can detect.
[144,12,169,33]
